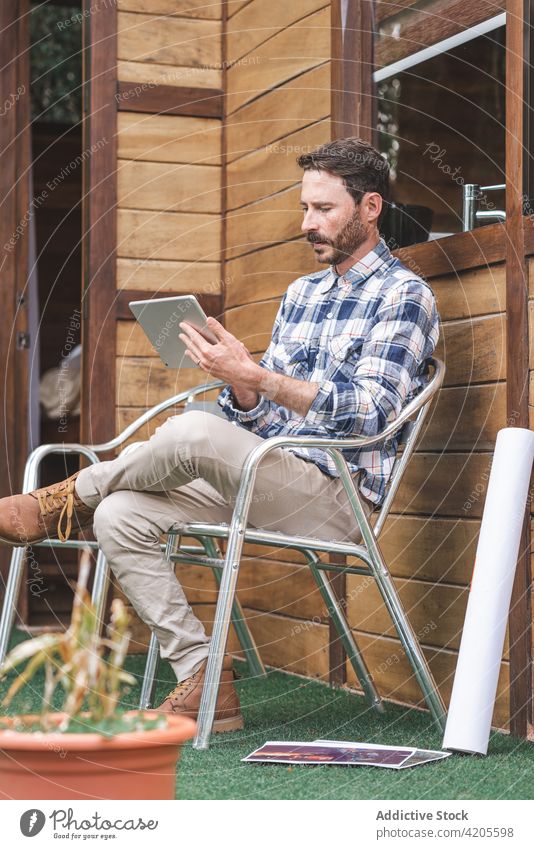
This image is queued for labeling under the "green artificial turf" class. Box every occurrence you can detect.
[1,632,533,800]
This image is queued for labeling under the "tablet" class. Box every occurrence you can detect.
[129,295,218,369]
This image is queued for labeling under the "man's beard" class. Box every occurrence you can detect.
[307,208,368,266]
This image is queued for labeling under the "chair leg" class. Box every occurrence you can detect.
[139,631,160,709]
[193,514,251,749]
[90,549,110,637]
[304,551,384,714]
[332,460,447,733]
[201,537,266,679]
[367,546,447,733]
[0,547,26,667]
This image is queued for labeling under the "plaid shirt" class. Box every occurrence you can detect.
[217,238,440,505]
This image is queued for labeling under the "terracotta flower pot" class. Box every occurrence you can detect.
[0,711,196,800]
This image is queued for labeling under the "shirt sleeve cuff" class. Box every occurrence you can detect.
[305,380,335,425]
[217,385,270,422]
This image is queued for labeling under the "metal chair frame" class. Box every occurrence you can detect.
[0,360,447,751]
[140,358,447,748]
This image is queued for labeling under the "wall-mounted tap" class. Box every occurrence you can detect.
[462,183,506,231]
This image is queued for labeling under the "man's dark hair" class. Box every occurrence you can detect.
[296,137,390,209]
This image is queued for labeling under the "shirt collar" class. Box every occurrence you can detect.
[316,237,392,294]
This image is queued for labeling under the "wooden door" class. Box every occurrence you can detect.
[0,1,31,589]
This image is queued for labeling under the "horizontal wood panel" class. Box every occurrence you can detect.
[225,240,313,308]
[116,291,222,321]
[116,81,223,118]
[226,7,330,114]
[224,298,278,351]
[229,608,509,727]
[437,313,506,385]
[117,209,221,261]
[225,63,330,162]
[117,112,221,164]
[396,224,505,280]
[116,357,207,406]
[420,382,506,451]
[226,118,330,210]
[226,185,302,259]
[377,515,479,585]
[228,0,253,17]
[242,608,330,679]
[227,0,328,65]
[117,160,221,213]
[395,452,492,518]
[117,0,222,18]
[117,59,221,89]
[345,631,509,728]
[117,257,222,292]
[346,574,505,657]
[431,262,505,322]
[117,12,221,68]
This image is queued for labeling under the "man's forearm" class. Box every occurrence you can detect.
[250,365,320,417]
[227,360,320,417]
[230,384,260,411]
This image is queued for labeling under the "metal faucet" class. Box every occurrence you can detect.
[462,183,506,231]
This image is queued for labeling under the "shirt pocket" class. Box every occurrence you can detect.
[271,340,311,377]
[328,333,362,363]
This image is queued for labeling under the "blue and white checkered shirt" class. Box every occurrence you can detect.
[217,238,440,505]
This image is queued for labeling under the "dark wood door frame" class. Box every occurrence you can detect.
[505,0,531,738]
[0,0,31,596]
[80,0,117,448]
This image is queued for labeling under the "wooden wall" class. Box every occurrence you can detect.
[205,2,511,728]
[110,1,225,649]
[114,0,224,438]
[210,256,509,727]
[111,3,514,729]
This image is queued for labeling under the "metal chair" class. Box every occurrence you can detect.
[0,359,447,751]
[139,357,447,749]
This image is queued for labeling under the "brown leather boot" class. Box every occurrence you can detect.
[152,655,244,733]
[0,471,95,546]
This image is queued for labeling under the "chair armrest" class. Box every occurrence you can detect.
[87,380,225,454]
[236,357,444,479]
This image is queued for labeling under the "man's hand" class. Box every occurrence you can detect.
[179,316,320,417]
[179,317,259,408]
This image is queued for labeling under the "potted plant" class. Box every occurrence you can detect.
[0,556,196,800]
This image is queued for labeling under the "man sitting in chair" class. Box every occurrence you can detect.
[0,138,439,732]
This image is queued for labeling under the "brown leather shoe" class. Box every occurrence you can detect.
[152,655,244,733]
[0,471,94,546]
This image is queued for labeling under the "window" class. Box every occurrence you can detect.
[374,7,506,245]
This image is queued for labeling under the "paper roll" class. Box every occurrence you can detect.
[442,427,534,755]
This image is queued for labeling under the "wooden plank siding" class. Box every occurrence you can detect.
[218,3,510,726]
[105,1,520,731]
[111,1,226,639]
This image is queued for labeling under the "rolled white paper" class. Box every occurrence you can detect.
[443,427,534,755]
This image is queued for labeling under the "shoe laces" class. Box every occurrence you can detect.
[36,475,78,543]
[164,670,200,702]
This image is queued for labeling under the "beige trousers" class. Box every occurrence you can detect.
[75,411,373,682]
